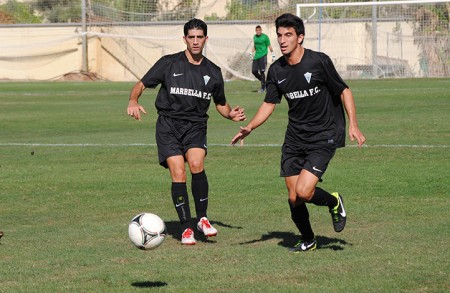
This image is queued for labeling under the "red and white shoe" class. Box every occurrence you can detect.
[181,228,196,245]
[197,217,218,237]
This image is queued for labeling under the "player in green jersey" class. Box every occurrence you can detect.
[251,25,275,93]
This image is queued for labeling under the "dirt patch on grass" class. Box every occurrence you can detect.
[55,71,104,81]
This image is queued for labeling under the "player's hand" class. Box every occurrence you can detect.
[349,125,366,148]
[229,105,246,122]
[249,52,253,60]
[231,125,252,145]
[127,101,147,121]
[271,53,276,62]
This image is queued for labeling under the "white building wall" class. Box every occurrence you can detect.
[0,22,427,81]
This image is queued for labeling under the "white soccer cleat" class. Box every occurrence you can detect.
[181,228,196,245]
[197,217,218,237]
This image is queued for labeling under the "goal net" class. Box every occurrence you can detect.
[86,0,450,79]
[83,0,265,81]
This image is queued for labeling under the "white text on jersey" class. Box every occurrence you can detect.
[285,86,321,100]
[170,87,211,100]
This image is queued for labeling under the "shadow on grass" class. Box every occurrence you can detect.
[239,231,352,250]
[131,281,167,288]
[164,220,242,243]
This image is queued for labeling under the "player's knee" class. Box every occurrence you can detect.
[288,196,296,206]
[188,160,203,174]
[287,187,299,206]
[295,186,314,201]
[170,168,186,182]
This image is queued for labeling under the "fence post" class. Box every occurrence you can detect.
[371,0,378,78]
[81,0,88,72]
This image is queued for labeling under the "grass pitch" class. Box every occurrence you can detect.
[0,79,449,292]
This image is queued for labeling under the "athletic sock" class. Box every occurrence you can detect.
[191,170,208,221]
[309,187,338,209]
[290,201,315,241]
[171,182,192,231]
[260,72,266,89]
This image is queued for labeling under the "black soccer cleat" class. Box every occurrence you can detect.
[330,192,347,232]
[289,237,317,253]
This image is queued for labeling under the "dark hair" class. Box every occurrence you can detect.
[184,18,207,36]
[255,25,262,29]
[275,13,305,38]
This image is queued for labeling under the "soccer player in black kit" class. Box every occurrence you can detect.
[128,19,246,245]
[232,13,366,252]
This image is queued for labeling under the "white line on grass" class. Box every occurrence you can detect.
[1,143,450,148]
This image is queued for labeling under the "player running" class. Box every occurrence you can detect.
[128,18,246,245]
[232,13,365,252]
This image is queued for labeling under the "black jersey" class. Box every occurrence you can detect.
[141,51,227,122]
[265,49,347,148]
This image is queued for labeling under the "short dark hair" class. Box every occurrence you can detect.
[184,18,207,36]
[275,13,305,38]
[255,25,262,29]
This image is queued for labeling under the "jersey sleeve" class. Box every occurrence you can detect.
[140,56,170,88]
[319,53,348,96]
[211,67,227,106]
[265,34,271,46]
[264,64,282,104]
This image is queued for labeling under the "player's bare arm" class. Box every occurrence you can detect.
[231,102,276,145]
[216,104,246,122]
[341,88,366,147]
[127,81,148,120]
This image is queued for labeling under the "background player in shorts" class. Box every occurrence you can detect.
[127,18,246,245]
[251,25,275,93]
[232,13,365,252]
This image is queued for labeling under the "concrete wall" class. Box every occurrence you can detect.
[0,27,82,80]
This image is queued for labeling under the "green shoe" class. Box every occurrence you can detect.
[289,237,317,253]
[330,192,347,232]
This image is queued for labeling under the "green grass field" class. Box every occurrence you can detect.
[1,79,449,292]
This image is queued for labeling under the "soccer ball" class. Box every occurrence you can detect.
[128,213,166,250]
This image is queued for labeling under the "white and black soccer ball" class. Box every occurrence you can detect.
[128,213,166,250]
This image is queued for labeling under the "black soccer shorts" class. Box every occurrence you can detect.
[280,144,336,179]
[252,55,267,72]
[155,116,207,168]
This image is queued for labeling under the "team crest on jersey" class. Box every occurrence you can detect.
[203,75,210,85]
[304,72,312,84]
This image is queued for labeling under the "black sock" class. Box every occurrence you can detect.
[191,170,208,221]
[290,201,315,241]
[309,187,338,209]
[260,72,266,89]
[171,182,191,231]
